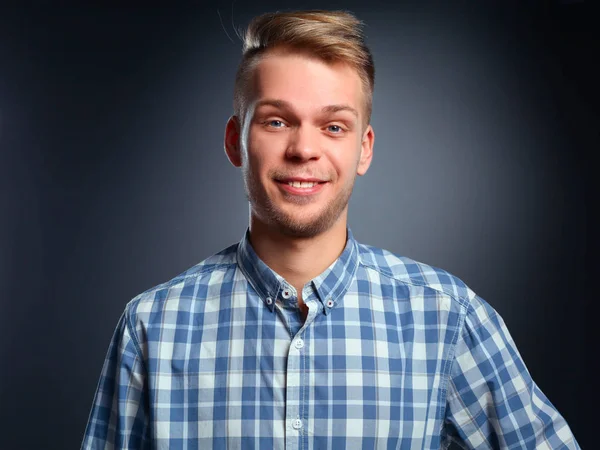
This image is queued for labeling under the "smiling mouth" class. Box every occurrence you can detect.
[284,181,323,188]
[275,179,328,196]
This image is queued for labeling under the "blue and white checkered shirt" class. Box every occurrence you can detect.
[82,228,580,449]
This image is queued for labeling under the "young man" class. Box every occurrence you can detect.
[81,10,580,449]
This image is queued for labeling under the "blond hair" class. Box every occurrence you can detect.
[233,10,375,127]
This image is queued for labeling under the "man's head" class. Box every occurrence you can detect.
[224,10,375,238]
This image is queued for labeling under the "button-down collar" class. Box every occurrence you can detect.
[236,228,360,314]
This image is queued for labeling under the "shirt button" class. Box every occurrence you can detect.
[294,338,304,349]
[282,289,291,299]
[266,297,273,305]
[326,298,334,308]
[292,418,303,430]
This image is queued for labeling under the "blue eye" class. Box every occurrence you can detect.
[268,120,285,128]
[328,125,343,133]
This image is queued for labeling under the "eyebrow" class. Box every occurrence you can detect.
[255,99,359,118]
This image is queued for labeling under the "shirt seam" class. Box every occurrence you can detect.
[438,301,469,438]
[358,259,472,309]
[124,299,149,375]
[133,262,236,305]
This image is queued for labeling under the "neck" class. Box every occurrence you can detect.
[248,214,349,292]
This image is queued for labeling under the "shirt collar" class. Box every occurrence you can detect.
[236,227,359,314]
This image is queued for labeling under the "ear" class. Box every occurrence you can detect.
[357,124,375,176]
[224,115,242,167]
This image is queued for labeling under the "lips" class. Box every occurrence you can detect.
[275,179,328,196]
[286,180,320,188]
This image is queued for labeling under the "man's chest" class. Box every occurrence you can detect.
[143,288,463,449]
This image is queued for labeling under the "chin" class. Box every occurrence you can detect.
[271,209,341,238]
[276,222,330,238]
[249,187,350,238]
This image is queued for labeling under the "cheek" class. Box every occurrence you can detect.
[329,144,362,179]
[246,141,275,178]
[247,132,287,168]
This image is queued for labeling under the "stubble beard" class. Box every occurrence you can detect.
[242,166,355,238]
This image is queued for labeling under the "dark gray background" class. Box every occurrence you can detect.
[0,1,595,448]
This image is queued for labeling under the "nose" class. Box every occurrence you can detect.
[285,125,322,161]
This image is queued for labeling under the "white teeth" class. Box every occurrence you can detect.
[288,181,318,188]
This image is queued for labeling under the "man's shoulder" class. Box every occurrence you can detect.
[356,241,475,305]
[125,242,240,312]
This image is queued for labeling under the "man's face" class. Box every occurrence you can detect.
[228,51,374,238]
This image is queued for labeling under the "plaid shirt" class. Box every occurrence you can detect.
[82,228,580,449]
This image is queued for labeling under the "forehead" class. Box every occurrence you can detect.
[249,50,365,116]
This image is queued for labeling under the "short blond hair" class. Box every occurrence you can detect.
[233,10,375,127]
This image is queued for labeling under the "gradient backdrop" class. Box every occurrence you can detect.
[0,2,596,448]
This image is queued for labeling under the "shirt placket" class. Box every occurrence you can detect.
[282,284,322,450]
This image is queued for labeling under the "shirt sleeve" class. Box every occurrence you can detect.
[81,304,149,450]
[443,294,580,449]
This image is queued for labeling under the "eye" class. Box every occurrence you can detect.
[267,120,285,128]
[327,124,344,133]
